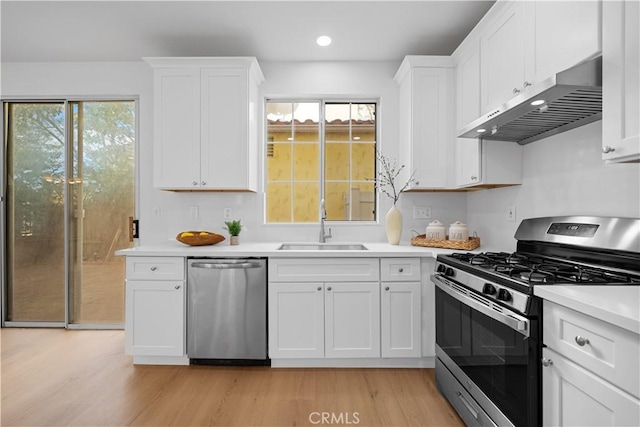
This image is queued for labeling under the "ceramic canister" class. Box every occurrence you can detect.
[425,220,446,240]
[449,221,469,241]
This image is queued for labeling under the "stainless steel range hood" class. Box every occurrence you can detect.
[458,57,602,145]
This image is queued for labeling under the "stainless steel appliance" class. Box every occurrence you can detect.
[432,216,640,427]
[458,57,602,145]
[187,258,268,365]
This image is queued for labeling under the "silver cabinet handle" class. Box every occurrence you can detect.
[150,266,157,271]
[398,268,404,273]
[602,146,615,154]
[470,175,477,180]
[201,181,207,186]
[414,181,419,186]
[174,285,181,290]
[575,336,590,346]
[513,87,521,94]
[317,286,322,291]
[385,286,390,291]
[523,81,532,88]
[541,357,553,367]
[327,286,332,291]
[193,181,198,186]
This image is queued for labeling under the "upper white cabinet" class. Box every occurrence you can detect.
[395,56,454,190]
[602,0,640,163]
[479,1,601,116]
[145,57,264,191]
[453,40,522,188]
[480,1,527,115]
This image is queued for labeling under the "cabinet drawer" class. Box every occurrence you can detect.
[380,258,420,282]
[269,258,379,282]
[126,257,185,281]
[544,301,640,398]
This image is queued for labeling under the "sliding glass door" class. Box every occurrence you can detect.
[5,102,66,323]
[3,100,136,327]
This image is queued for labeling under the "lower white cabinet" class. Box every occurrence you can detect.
[268,257,422,361]
[381,282,421,358]
[542,300,640,426]
[125,280,185,356]
[124,256,186,359]
[268,281,381,359]
[542,347,640,427]
[325,282,380,358]
[267,282,325,358]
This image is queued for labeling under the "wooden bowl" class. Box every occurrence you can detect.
[176,231,225,246]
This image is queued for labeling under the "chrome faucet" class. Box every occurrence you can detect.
[319,199,332,243]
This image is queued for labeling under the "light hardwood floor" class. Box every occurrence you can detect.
[1,329,464,426]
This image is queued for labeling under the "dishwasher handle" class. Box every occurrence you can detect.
[191,260,263,269]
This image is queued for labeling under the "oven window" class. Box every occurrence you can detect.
[436,287,537,427]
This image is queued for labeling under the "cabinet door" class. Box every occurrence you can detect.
[381,282,421,358]
[125,280,185,356]
[455,43,481,131]
[527,1,601,84]
[481,1,526,114]
[603,0,640,162]
[201,67,252,190]
[409,67,451,189]
[542,348,640,426]
[153,68,201,189]
[455,139,481,187]
[268,282,324,358]
[325,282,380,358]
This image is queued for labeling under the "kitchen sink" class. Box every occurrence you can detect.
[278,243,368,251]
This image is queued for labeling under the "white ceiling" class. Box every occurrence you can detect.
[1,1,495,63]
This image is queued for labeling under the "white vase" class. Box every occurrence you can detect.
[386,205,403,245]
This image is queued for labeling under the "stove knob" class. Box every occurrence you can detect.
[497,288,512,302]
[482,283,497,295]
[436,264,446,273]
[445,267,455,277]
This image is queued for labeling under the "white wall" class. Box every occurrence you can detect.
[1,60,466,245]
[466,121,640,251]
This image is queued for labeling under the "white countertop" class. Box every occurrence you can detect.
[115,240,468,258]
[535,285,640,334]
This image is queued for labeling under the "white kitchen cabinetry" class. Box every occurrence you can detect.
[267,282,325,358]
[395,56,454,190]
[124,257,186,361]
[380,259,421,358]
[453,24,522,189]
[602,0,640,163]
[542,301,640,426]
[480,1,601,116]
[268,258,381,359]
[325,282,380,358]
[455,139,522,188]
[145,57,264,191]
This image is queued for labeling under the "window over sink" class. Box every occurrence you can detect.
[265,100,377,223]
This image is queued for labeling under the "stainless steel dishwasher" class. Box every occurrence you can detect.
[187,258,268,365]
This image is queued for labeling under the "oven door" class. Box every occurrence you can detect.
[433,274,540,427]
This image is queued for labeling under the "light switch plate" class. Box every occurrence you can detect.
[507,205,516,222]
[413,207,432,219]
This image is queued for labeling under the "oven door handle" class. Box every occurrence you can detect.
[432,274,530,337]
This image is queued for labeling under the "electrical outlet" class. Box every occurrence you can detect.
[189,206,199,219]
[223,208,232,220]
[413,207,432,219]
[507,205,516,222]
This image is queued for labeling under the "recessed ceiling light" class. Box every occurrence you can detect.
[316,35,332,47]
[476,128,487,133]
[531,99,546,106]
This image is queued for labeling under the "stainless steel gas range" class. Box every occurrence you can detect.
[431,216,640,427]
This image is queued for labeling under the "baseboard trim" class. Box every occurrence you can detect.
[270,357,435,368]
